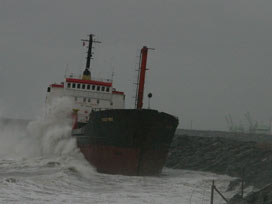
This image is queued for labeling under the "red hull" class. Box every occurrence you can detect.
[79,144,169,176]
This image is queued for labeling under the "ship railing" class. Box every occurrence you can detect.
[65,73,112,83]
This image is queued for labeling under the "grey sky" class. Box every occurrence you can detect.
[1,0,272,130]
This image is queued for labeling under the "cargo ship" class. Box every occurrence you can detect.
[46,34,178,176]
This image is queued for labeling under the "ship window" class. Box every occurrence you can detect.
[87,84,90,90]
[88,98,91,102]
[67,83,71,88]
[97,86,100,91]
[47,87,51,92]
[106,87,110,92]
[83,97,86,102]
[77,83,81,89]
[82,84,86,89]
[92,85,95,90]
[72,83,76,88]
[97,99,100,104]
[101,86,105,91]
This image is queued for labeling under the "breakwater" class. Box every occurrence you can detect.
[168,129,272,204]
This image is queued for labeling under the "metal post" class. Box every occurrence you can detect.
[211,180,230,204]
[214,185,230,204]
[210,180,214,204]
[147,93,152,109]
[136,46,148,109]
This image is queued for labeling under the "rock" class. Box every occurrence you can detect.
[167,134,272,188]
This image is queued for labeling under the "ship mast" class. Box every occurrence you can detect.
[135,46,153,109]
[81,34,101,80]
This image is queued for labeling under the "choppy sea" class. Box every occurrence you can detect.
[0,98,238,203]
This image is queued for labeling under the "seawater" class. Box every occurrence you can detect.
[0,98,237,204]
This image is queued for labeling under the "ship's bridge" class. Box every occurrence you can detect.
[46,75,125,123]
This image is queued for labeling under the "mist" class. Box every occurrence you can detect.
[0,97,77,158]
[1,0,272,130]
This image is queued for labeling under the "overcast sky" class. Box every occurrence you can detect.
[1,0,272,131]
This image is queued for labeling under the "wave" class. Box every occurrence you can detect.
[0,97,94,178]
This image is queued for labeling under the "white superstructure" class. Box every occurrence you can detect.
[46,34,126,123]
[46,76,125,123]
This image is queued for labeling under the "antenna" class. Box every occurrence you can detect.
[111,70,115,82]
[65,63,69,78]
[81,34,101,80]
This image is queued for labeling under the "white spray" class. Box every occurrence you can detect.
[0,97,94,178]
[27,97,77,156]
